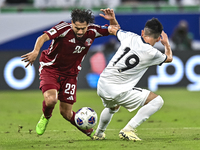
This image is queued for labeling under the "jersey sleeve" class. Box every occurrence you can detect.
[116,30,138,42]
[151,49,167,66]
[44,21,71,40]
[88,24,109,38]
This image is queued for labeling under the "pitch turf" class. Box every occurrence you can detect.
[0,88,200,150]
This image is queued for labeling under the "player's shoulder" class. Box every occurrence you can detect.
[118,30,138,36]
[117,30,139,40]
[140,39,155,51]
[57,21,70,25]
[88,23,100,27]
[54,21,71,30]
[88,23,108,29]
[132,37,157,55]
[143,44,160,58]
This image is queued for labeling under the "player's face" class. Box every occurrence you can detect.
[72,21,88,39]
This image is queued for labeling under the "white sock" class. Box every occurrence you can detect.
[96,108,118,135]
[123,95,164,131]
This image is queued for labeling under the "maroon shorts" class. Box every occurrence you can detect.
[39,71,77,104]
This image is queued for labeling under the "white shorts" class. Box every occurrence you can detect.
[99,87,150,112]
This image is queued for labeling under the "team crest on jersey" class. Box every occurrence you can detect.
[85,38,93,46]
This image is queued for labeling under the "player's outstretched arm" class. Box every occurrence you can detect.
[99,8,119,25]
[21,33,50,68]
[160,31,173,63]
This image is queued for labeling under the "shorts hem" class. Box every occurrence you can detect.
[40,84,59,93]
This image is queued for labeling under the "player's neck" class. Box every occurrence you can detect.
[143,36,156,46]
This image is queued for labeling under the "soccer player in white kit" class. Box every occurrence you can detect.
[93,18,173,141]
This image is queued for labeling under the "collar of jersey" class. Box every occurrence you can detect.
[141,37,150,45]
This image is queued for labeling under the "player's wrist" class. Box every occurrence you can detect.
[165,44,170,48]
[109,19,118,25]
[32,49,40,54]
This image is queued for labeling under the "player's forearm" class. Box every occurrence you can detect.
[33,38,43,53]
[33,33,49,53]
[164,44,173,63]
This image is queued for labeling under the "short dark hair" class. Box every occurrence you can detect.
[71,9,95,24]
[144,18,163,39]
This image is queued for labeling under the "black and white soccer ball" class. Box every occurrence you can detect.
[75,107,97,130]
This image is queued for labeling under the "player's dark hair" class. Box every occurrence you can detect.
[71,9,95,24]
[144,18,163,39]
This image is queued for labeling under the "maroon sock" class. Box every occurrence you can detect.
[70,111,93,136]
[42,100,54,119]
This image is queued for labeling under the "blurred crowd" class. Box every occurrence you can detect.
[171,20,193,51]
[169,0,199,5]
[0,0,198,51]
[1,0,199,8]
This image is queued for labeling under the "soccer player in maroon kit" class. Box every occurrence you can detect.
[21,8,119,139]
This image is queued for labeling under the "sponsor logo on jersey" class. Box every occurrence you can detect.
[85,38,93,46]
[69,38,75,43]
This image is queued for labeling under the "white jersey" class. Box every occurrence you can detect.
[97,29,167,99]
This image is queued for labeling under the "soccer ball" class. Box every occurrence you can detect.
[75,107,97,130]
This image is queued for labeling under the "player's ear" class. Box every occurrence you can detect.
[156,36,161,42]
[71,20,73,24]
[141,30,144,37]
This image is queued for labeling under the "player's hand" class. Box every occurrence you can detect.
[99,8,115,21]
[160,31,170,46]
[21,50,39,68]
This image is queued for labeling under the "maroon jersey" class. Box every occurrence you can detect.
[39,21,109,77]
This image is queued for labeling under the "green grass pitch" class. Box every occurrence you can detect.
[0,88,200,150]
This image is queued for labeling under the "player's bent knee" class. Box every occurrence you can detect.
[43,89,58,106]
[109,106,120,114]
[44,95,58,107]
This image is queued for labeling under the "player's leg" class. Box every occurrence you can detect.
[120,89,164,141]
[43,88,58,118]
[59,101,94,136]
[36,88,58,135]
[36,72,60,135]
[58,76,94,137]
[94,80,120,140]
[123,91,163,130]
[93,105,120,140]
